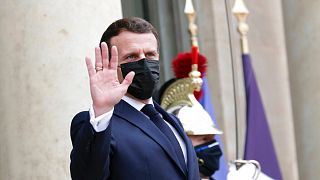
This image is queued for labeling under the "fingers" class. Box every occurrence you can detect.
[88,44,117,77]
[85,57,95,77]
[101,42,109,68]
[95,46,103,69]
[109,46,118,70]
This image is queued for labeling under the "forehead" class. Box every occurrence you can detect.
[110,31,158,54]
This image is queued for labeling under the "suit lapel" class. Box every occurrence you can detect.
[113,100,186,176]
[154,102,189,144]
[155,102,192,173]
[155,102,199,179]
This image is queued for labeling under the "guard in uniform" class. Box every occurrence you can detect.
[156,52,223,180]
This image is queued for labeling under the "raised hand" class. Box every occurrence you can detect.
[85,42,135,117]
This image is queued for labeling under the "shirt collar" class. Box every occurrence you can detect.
[122,95,153,111]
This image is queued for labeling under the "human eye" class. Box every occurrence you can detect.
[124,54,138,61]
[146,51,159,60]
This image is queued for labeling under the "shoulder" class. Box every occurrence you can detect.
[73,111,90,119]
[70,111,91,143]
[70,111,91,134]
[71,111,90,126]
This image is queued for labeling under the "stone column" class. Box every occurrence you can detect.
[197,0,299,179]
[0,0,122,179]
[282,0,320,179]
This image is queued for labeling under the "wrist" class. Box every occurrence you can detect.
[93,104,113,117]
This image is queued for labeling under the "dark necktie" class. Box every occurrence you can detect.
[141,104,186,171]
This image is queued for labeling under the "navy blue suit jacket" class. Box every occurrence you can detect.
[70,100,200,180]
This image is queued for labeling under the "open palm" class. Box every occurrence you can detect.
[85,42,134,117]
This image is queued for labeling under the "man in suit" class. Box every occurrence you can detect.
[70,17,200,180]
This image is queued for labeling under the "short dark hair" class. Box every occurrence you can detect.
[100,17,160,57]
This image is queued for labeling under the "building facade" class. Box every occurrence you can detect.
[1,0,319,179]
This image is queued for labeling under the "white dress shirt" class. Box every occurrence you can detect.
[89,96,187,163]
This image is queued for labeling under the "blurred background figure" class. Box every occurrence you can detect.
[155,51,223,179]
[153,1,230,178]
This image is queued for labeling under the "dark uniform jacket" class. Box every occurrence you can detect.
[70,100,200,180]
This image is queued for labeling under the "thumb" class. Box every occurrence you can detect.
[121,71,135,87]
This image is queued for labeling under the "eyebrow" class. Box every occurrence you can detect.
[145,50,159,55]
[121,49,158,58]
[121,52,139,59]
[148,50,159,53]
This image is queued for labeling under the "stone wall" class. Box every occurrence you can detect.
[0,0,122,179]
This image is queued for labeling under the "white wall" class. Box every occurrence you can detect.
[0,0,122,179]
[283,0,320,179]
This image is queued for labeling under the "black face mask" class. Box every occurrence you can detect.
[194,140,223,177]
[120,58,160,100]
